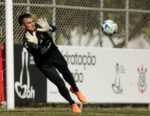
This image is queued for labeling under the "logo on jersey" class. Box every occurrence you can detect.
[40,34,44,39]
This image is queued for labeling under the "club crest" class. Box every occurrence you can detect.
[137,65,147,94]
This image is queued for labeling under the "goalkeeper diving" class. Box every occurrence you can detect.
[18,14,87,113]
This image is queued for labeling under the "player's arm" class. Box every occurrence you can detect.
[36,18,56,32]
[49,24,56,32]
[25,31,39,49]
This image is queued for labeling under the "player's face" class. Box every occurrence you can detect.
[22,17,35,31]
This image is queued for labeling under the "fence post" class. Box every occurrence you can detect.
[52,0,56,43]
[125,0,129,47]
[27,0,30,14]
[99,0,104,47]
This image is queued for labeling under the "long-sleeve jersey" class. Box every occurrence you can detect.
[23,24,57,67]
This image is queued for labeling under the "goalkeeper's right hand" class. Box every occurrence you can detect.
[25,31,38,45]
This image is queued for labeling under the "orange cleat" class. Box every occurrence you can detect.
[70,88,87,103]
[70,103,81,113]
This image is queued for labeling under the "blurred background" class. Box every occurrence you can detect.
[0,0,150,48]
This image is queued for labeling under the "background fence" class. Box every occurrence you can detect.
[0,0,150,48]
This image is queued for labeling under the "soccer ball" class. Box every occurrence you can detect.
[101,20,118,35]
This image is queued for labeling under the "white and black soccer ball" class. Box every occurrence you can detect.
[101,20,118,36]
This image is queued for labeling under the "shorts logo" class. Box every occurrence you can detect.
[137,65,147,94]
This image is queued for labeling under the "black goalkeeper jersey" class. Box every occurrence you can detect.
[23,25,57,67]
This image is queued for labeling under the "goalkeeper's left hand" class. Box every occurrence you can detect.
[36,18,51,32]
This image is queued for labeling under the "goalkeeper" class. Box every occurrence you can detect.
[18,14,86,113]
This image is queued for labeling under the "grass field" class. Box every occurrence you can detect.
[1,107,150,116]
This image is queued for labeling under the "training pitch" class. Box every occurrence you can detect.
[1,108,150,116]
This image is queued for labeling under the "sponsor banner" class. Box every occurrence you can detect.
[47,46,150,103]
[14,45,46,102]
[0,43,5,102]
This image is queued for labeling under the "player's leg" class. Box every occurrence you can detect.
[40,63,81,113]
[52,49,87,103]
[52,49,78,91]
[57,63,87,103]
[40,64,74,104]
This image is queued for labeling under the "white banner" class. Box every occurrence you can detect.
[47,46,150,103]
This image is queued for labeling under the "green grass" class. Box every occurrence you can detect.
[1,108,150,116]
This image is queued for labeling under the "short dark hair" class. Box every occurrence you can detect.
[18,13,32,26]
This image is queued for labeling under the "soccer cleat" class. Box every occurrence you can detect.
[70,88,87,103]
[70,103,81,113]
